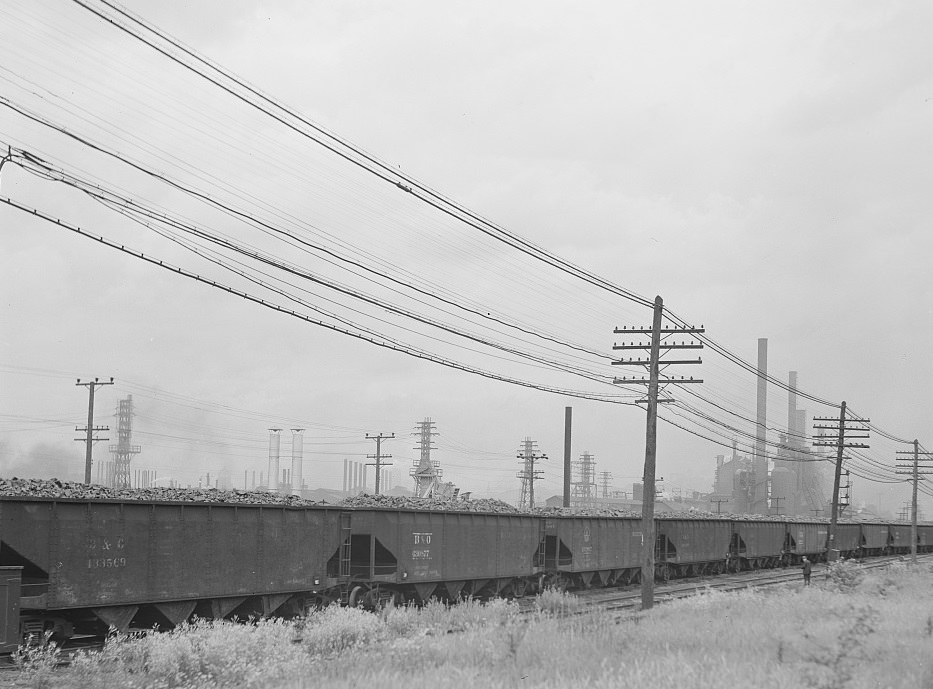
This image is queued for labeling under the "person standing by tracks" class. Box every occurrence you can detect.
[801,557,812,586]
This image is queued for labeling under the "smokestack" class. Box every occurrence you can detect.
[343,458,348,493]
[756,339,767,462]
[563,407,572,508]
[788,371,798,441]
[291,429,304,496]
[268,429,281,492]
[754,338,768,514]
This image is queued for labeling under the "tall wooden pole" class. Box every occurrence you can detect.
[75,377,113,485]
[826,401,847,557]
[640,295,663,611]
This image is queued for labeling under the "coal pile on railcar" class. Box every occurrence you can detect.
[535,505,643,518]
[337,493,521,513]
[0,477,323,506]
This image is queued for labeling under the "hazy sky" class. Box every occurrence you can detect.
[1,1,931,514]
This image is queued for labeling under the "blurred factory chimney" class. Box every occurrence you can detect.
[268,428,281,492]
[753,338,768,514]
[788,371,799,441]
[291,429,304,496]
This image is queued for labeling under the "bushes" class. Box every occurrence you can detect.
[823,559,865,592]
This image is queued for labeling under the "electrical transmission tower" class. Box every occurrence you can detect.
[598,470,613,499]
[411,418,441,498]
[366,432,394,495]
[517,438,545,509]
[109,395,141,489]
[75,377,113,485]
[612,296,704,611]
[813,402,869,557]
[896,440,933,563]
[571,452,597,506]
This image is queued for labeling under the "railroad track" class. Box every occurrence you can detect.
[524,554,932,619]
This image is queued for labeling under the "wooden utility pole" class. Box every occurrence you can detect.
[896,440,933,564]
[365,433,394,495]
[612,296,703,610]
[710,497,730,514]
[813,402,869,559]
[75,377,113,485]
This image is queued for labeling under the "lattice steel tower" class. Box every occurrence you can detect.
[411,418,441,498]
[571,451,597,506]
[109,395,140,488]
[517,438,544,509]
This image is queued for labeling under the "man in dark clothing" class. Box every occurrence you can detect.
[801,557,812,585]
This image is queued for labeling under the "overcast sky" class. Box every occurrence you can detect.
[1,1,930,514]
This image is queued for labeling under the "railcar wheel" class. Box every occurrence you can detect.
[348,586,366,608]
[511,579,528,599]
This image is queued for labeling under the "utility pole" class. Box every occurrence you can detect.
[517,438,545,509]
[896,440,933,564]
[75,377,113,485]
[612,296,703,610]
[813,402,869,559]
[365,433,394,495]
[710,497,730,514]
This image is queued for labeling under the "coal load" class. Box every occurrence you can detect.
[337,493,520,513]
[0,477,322,506]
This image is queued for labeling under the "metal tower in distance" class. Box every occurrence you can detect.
[411,418,442,498]
[517,438,545,509]
[571,451,597,507]
[109,395,140,488]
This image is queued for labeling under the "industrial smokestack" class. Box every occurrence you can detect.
[563,407,572,508]
[291,429,304,496]
[754,338,768,514]
[788,371,798,441]
[756,339,767,462]
[268,429,281,492]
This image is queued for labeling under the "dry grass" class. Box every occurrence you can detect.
[18,560,933,689]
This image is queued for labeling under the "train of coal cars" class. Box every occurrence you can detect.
[0,487,930,651]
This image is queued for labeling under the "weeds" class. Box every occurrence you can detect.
[11,633,61,689]
[801,603,879,689]
[533,587,588,617]
[822,559,865,592]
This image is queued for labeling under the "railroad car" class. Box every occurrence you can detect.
[655,517,731,579]
[832,523,862,559]
[783,521,828,561]
[334,508,542,607]
[0,496,343,651]
[889,523,914,554]
[918,524,933,552]
[729,520,785,570]
[539,515,642,589]
[858,522,891,557]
